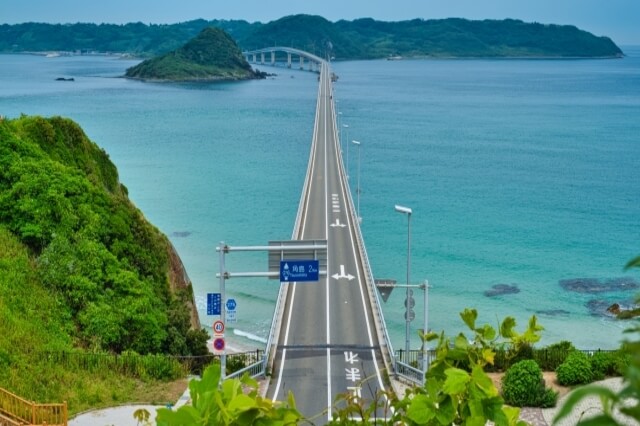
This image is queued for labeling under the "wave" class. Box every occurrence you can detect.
[234,329,268,344]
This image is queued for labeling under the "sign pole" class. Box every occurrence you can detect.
[219,241,226,380]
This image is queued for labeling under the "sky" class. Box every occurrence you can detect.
[2,0,639,44]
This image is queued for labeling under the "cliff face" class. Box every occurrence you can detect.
[0,115,206,355]
[167,241,201,329]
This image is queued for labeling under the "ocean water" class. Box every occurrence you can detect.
[1,49,639,350]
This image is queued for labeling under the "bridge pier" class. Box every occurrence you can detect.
[252,53,256,63]
[271,51,275,65]
[299,56,304,70]
[287,53,292,68]
[260,52,265,65]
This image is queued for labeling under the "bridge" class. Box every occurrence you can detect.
[243,46,324,72]
[220,48,427,422]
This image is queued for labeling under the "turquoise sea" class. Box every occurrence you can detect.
[1,49,639,350]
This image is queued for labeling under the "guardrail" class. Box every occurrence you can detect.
[0,387,67,426]
[395,361,425,386]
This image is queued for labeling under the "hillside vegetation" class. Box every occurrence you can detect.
[125,27,260,81]
[0,15,623,59]
[0,115,208,410]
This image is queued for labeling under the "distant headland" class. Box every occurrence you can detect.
[0,15,624,60]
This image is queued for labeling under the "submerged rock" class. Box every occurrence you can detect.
[560,277,639,293]
[171,231,192,238]
[536,309,570,316]
[484,284,520,297]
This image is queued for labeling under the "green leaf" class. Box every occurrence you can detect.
[478,323,496,341]
[499,317,516,339]
[156,405,201,425]
[576,414,621,426]
[435,396,456,424]
[500,405,521,426]
[471,365,497,397]
[482,347,496,366]
[625,255,640,270]
[443,367,471,395]
[228,393,258,413]
[552,385,618,424]
[454,333,470,350]
[406,394,437,424]
[461,308,478,330]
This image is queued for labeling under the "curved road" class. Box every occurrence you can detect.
[267,63,388,423]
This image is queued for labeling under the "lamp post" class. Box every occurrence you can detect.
[352,140,361,221]
[395,204,412,359]
[421,280,430,374]
[343,124,349,177]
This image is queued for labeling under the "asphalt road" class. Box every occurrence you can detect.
[267,63,388,423]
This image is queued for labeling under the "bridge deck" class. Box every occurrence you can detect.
[265,61,393,423]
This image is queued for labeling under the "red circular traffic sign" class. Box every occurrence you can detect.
[213,337,225,351]
[213,320,225,335]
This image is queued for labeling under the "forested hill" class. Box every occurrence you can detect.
[125,27,259,81]
[0,115,208,360]
[0,15,623,59]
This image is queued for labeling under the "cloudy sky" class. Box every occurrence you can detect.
[3,0,639,44]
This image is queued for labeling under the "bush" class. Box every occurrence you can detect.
[502,359,557,407]
[556,351,593,386]
[590,351,617,380]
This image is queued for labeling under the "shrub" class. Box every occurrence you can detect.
[590,351,617,380]
[556,351,593,386]
[502,359,557,407]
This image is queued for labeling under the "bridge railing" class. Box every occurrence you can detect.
[329,72,396,378]
[263,65,326,375]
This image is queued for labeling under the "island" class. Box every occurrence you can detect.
[125,27,264,82]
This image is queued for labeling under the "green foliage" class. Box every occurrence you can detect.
[125,27,257,81]
[369,309,541,425]
[0,115,206,356]
[553,320,640,425]
[0,16,623,59]
[0,115,208,412]
[590,351,618,380]
[502,360,557,408]
[156,364,303,425]
[556,351,594,386]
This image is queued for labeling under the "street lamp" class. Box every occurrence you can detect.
[395,204,412,359]
[352,140,361,221]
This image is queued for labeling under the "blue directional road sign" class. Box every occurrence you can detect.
[226,298,237,311]
[207,293,221,315]
[280,260,320,282]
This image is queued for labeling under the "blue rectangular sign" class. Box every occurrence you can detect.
[207,293,221,315]
[280,260,319,282]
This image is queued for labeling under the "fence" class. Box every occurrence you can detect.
[42,350,264,379]
[0,387,67,426]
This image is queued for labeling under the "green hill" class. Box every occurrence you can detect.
[0,16,624,59]
[125,27,260,81]
[0,115,208,410]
